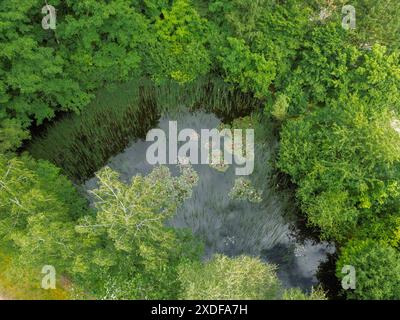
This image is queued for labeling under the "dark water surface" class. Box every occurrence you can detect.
[83,111,335,292]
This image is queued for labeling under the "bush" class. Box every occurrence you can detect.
[178,254,281,300]
[270,94,289,121]
[282,287,327,300]
[278,97,400,242]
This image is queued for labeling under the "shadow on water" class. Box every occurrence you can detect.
[83,111,335,292]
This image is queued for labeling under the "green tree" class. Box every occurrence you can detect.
[0,0,91,149]
[282,287,326,300]
[0,119,30,153]
[269,94,289,121]
[278,97,400,241]
[0,0,150,152]
[307,0,400,50]
[219,37,276,99]
[208,0,311,92]
[58,0,147,89]
[279,23,400,118]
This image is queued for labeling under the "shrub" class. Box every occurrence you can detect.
[178,254,281,299]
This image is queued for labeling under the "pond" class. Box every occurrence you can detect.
[83,111,335,292]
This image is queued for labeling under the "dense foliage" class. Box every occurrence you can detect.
[278,97,400,242]
[274,4,400,299]
[72,164,202,299]
[337,240,400,299]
